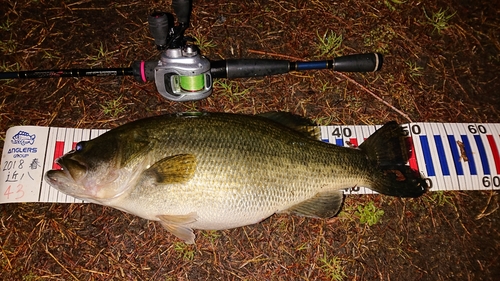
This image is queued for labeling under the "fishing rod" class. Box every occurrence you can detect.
[0,54,382,101]
[0,0,383,102]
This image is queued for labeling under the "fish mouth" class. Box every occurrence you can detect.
[52,156,88,182]
[45,157,89,197]
[45,169,69,187]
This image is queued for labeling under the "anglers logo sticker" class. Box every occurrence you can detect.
[11,131,36,146]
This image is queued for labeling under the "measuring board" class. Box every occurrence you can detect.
[1,122,500,204]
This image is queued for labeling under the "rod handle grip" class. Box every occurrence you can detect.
[333,53,383,72]
[210,59,290,79]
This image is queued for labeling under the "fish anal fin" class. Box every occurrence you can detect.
[144,154,196,184]
[282,190,344,218]
[157,212,198,244]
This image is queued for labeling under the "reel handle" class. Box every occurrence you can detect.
[148,12,172,50]
[172,0,192,26]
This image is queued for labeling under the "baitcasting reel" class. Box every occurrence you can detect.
[145,2,213,102]
[153,45,212,102]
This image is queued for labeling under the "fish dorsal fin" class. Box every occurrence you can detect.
[258,112,320,140]
[143,154,197,184]
[157,212,198,244]
[281,190,344,218]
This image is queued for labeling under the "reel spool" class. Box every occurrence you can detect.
[154,45,212,102]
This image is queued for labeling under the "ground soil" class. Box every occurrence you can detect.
[1,0,499,280]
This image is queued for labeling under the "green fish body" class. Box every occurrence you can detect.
[45,112,427,243]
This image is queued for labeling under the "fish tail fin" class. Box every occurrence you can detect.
[359,121,428,198]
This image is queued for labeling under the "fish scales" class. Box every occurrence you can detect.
[120,114,370,227]
[45,112,427,243]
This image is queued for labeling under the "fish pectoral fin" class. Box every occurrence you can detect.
[144,154,197,184]
[157,212,198,244]
[282,190,344,218]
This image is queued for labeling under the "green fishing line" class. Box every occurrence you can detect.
[180,75,204,91]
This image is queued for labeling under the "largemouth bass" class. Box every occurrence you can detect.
[45,112,427,243]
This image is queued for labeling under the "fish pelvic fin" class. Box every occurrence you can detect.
[281,190,344,218]
[158,212,198,244]
[143,154,196,184]
[359,122,428,198]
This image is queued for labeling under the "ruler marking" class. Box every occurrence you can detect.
[484,124,500,190]
[411,123,429,189]
[52,141,64,170]
[461,135,477,175]
[62,130,72,203]
[447,134,463,176]
[437,124,458,191]
[471,124,497,190]
[42,128,56,202]
[492,124,500,175]
[407,136,419,172]
[460,135,477,176]
[487,135,500,174]
[360,125,373,145]
[65,129,77,203]
[445,124,467,190]
[463,124,488,190]
[403,123,419,172]
[52,128,66,201]
[354,126,365,147]
[457,124,474,190]
[474,135,490,175]
[349,137,358,147]
[72,129,85,203]
[321,124,329,143]
[326,126,335,144]
[335,138,343,146]
[428,123,446,191]
[457,124,478,190]
[419,135,436,177]
[38,127,52,202]
[57,128,70,203]
[45,128,58,202]
[434,135,450,176]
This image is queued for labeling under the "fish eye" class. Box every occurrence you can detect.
[75,142,85,151]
